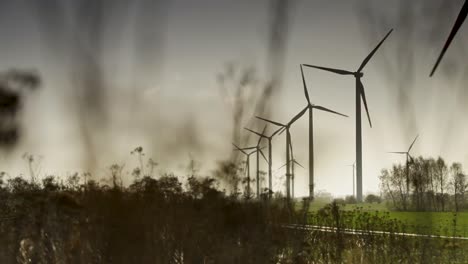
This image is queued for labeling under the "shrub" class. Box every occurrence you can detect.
[345,195,357,204]
[365,194,382,204]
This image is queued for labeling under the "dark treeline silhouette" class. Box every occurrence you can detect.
[380,156,468,211]
[0,173,302,263]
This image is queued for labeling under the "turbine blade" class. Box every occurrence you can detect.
[248,149,258,155]
[255,116,285,127]
[358,79,372,128]
[302,64,354,75]
[259,149,269,164]
[408,134,419,152]
[258,125,267,146]
[232,143,247,155]
[300,65,311,104]
[313,105,348,117]
[294,160,305,169]
[278,127,287,136]
[277,163,287,171]
[288,106,308,125]
[358,29,393,72]
[241,146,257,150]
[288,132,294,161]
[271,127,284,138]
[244,127,266,138]
[430,1,468,77]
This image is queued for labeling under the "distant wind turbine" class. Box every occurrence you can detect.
[256,107,307,199]
[303,29,393,202]
[277,157,305,199]
[299,65,348,200]
[253,125,269,198]
[232,143,258,198]
[430,0,468,77]
[388,135,419,196]
[244,126,283,197]
[287,138,304,199]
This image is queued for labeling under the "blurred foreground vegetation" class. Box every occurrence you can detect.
[0,172,467,263]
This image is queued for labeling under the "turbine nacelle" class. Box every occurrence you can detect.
[354,72,364,78]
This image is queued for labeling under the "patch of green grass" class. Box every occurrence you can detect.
[378,211,468,237]
[301,201,388,212]
[302,201,468,237]
[340,203,389,212]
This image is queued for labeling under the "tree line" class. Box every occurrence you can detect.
[379,156,467,211]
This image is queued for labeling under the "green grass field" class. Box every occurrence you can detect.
[301,200,468,237]
[381,211,468,237]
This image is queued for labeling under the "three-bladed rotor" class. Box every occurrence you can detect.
[388,134,419,163]
[303,29,393,128]
[300,65,349,118]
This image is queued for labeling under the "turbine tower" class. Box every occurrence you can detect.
[300,65,348,200]
[388,135,419,196]
[430,0,468,77]
[256,107,307,200]
[347,162,356,197]
[244,126,283,198]
[303,29,393,202]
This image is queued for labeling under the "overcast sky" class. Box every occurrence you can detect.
[0,0,467,197]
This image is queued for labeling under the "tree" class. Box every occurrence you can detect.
[379,169,397,208]
[410,157,432,210]
[450,163,466,211]
[425,158,438,211]
[213,160,241,196]
[391,165,409,210]
[345,195,357,204]
[435,157,449,211]
[380,156,467,211]
[365,194,382,204]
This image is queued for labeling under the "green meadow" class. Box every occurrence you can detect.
[303,201,468,237]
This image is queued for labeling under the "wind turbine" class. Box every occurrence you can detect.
[253,126,269,198]
[244,126,283,197]
[300,65,348,200]
[430,0,468,77]
[388,135,419,196]
[303,29,393,202]
[256,107,308,199]
[278,158,304,199]
[287,138,304,199]
[232,143,257,198]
